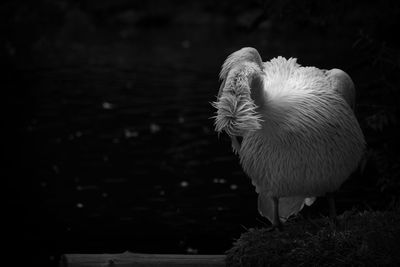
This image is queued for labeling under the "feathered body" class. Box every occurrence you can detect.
[213,47,365,223]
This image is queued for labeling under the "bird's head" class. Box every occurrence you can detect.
[219,47,263,83]
[212,47,264,137]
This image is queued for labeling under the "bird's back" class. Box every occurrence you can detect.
[239,57,365,197]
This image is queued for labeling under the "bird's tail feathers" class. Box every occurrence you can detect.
[258,194,316,223]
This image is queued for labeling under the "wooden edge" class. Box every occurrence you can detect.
[60,251,226,267]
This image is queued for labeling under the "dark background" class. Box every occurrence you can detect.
[3,0,400,266]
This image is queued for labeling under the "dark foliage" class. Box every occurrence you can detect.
[226,207,400,266]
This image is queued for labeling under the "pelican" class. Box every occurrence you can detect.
[212,47,365,228]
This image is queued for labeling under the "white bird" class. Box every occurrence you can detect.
[213,47,365,228]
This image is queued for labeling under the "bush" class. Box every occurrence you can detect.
[226,208,400,266]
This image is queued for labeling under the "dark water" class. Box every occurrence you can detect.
[5,1,397,266]
[18,30,258,255]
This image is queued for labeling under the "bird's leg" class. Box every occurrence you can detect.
[326,192,338,227]
[272,197,283,231]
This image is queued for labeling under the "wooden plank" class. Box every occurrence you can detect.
[60,251,226,267]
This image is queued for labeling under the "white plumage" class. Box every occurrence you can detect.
[213,47,365,227]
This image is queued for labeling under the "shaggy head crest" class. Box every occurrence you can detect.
[213,48,264,137]
[213,67,263,135]
[212,92,262,136]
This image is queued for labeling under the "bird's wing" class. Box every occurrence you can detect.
[325,69,356,110]
[326,68,368,174]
